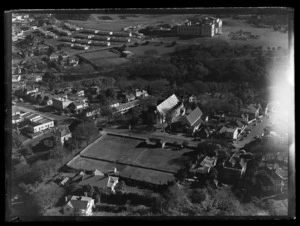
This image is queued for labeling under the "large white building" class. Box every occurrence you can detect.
[176,17,222,37]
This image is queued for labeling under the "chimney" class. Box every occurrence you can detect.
[65,196,68,202]
[114,168,117,173]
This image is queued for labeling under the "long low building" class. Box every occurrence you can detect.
[28,116,54,133]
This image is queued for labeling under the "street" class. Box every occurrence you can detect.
[234,114,273,149]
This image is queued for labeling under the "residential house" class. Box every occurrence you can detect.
[135,89,148,98]
[223,112,248,124]
[256,164,287,193]
[52,97,73,110]
[84,105,101,118]
[188,95,197,104]
[25,86,39,95]
[156,94,184,124]
[77,173,119,193]
[49,53,59,61]
[115,100,139,114]
[259,101,269,116]
[121,50,135,58]
[53,126,72,145]
[241,104,260,121]
[224,127,239,140]
[222,152,247,180]
[63,196,95,216]
[125,93,136,102]
[180,107,203,134]
[12,75,21,83]
[195,155,218,174]
[68,98,89,113]
[12,114,22,124]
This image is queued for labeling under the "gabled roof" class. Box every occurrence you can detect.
[219,126,229,134]
[200,156,217,168]
[226,127,238,133]
[185,107,203,126]
[157,94,179,115]
[66,196,93,210]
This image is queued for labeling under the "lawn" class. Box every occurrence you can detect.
[79,133,193,173]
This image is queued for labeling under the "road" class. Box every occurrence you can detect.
[14,102,74,122]
[234,114,273,149]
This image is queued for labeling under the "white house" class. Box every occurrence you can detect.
[12,75,21,82]
[63,196,95,216]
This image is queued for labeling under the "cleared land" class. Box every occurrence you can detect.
[80,133,192,173]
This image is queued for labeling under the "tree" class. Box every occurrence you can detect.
[72,121,98,146]
[164,111,173,132]
[34,183,66,212]
[208,167,218,180]
[12,131,23,151]
[105,88,117,99]
[100,105,114,123]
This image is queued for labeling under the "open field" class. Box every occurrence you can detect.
[77,50,128,67]
[80,133,193,173]
[66,14,196,31]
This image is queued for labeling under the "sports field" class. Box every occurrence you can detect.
[79,133,193,174]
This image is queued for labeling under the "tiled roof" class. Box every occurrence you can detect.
[185,107,203,126]
[157,94,179,115]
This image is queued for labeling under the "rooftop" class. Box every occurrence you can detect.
[157,94,180,115]
[185,107,203,127]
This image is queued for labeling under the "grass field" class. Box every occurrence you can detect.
[79,134,193,174]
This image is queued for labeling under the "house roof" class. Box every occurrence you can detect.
[200,156,217,168]
[66,196,93,210]
[226,127,238,133]
[219,126,229,134]
[185,107,203,127]
[157,94,179,115]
